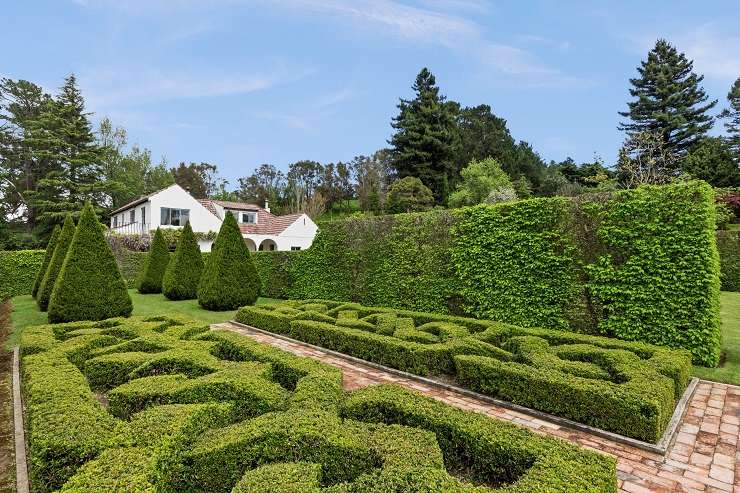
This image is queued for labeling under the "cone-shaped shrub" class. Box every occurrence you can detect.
[37,215,76,311]
[32,225,61,298]
[198,212,260,310]
[48,203,132,323]
[137,228,170,294]
[162,221,203,300]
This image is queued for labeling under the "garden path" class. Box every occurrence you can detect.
[213,322,740,493]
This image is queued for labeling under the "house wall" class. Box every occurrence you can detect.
[247,214,318,252]
[149,185,222,233]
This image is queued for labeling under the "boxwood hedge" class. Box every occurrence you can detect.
[236,299,692,443]
[21,315,615,492]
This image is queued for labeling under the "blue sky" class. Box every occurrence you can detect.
[5,0,740,186]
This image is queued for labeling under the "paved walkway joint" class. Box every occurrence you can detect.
[213,322,740,493]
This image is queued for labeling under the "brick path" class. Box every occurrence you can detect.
[213,323,740,492]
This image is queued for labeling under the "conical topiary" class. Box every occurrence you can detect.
[198,212,260,310]
[37,214,76,311]
[48,203,132,323]
[32,225,61,298]
[137,228,170,294]
[162,221,203,300]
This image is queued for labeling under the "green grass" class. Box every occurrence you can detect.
[725,223,740,231]
[6,289,281,349]
[692,291,740,385]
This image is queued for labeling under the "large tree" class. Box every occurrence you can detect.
[237,163,286,208]
[720,77,740,163]
[171,161,224,198]
[619,39,717,156]
[389,68,458,203]
[683,137,740,187]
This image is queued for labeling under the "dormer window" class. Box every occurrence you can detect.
[229,210,257,224]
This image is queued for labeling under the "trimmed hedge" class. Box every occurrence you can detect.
[717,230,740,292]
[48,203,133,323]
[37,214,76,311]
[162,221,203,300]
[21,315,616,492]
[137,228,170,294]
[199,212,260,310]
[0,249,45,298]
[32,226,60,298]
[236,300,692,442]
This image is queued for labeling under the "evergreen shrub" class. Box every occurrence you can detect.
[48,203,132,322]
[137,228,170,294]
[37,214,76,311]
[198,212,260,310]
[32,226,60,298]
[162,222,203,300]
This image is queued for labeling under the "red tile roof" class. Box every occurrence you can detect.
[198,199,302,236]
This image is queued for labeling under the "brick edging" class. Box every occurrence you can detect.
[226,320,697,455]
[12,347,29,493]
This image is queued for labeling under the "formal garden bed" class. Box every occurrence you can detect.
[236,300,694,443]
[19,315,616,492]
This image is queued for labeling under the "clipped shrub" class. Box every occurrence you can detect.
[48,203,133,323]
[37,214,76,311]
[198,212,260,310]
[717,230,740,291]
[162,222,203,300]
[237,300,692,443]
[32,226,61,298]
[137,228,170,294]
[0,249,45,298]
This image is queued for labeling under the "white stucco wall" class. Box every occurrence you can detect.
[148,185,222,233]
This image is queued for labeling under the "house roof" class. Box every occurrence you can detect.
[198,198,304,236]
[110,190,160,215]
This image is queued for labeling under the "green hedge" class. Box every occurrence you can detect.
[717,230,740,292]
[281,181,722,366]
[236,299,692,443]
[0,250,45,297]
[21,315,616,492]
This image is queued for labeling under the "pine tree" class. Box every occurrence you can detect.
[37,214,75,311]
[619,39,717,157]
[32,225,60,298]
[720,77,740,163]
[48,202,132,323]
[29,74,109,229]
[198,212,260,310]
[137,228,170,294]
[389,68,458,203]
[162,222,204,300]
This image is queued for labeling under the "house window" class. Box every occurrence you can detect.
[113,216,118,228]
[130,210,135,224]
[161,207,190,226]
[291,246,301,251]
[242,212,257,224]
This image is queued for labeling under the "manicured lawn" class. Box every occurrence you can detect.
[692,291,740,385]
[6,289,281,349]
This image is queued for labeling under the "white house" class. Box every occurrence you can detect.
[109,184,318,252]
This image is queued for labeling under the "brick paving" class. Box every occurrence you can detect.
[213,322,740,492]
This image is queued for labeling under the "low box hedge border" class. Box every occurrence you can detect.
[235,299,692,443]
[20,315,616,492]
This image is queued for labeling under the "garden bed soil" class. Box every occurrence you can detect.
[0,300,16,493]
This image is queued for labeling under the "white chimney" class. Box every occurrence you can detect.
[264,200,270,213]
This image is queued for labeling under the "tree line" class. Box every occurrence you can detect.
[2,37,738,248]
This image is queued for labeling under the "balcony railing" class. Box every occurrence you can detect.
[108,222,151,236]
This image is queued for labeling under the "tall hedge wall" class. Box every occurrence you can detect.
[0,250,45,297]
[717,231,740,292]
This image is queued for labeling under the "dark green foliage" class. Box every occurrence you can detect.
[198,212,260,310]
[137,228,170,294]
[162,222,203,300]
[237,300,691,442]
[720,77,740,160]
[32,226,60,298]
[37,214,76,311]
[48,203,132,323]
[717,231,740,292]
[21,315,616,492]
[390,68,458,202]
[250,251,293,298]
[112,246,151,289]
[586,181,722,366]
[385,176,435,213]
[0,249,45,297]
[619,39,717,156]
[683,137,740,187]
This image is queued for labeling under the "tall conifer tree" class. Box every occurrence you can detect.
[32,225,60,298]
[619,39,717,156]
[389,68,458,203]
[720,77,740,163]
[37,214,75,311]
